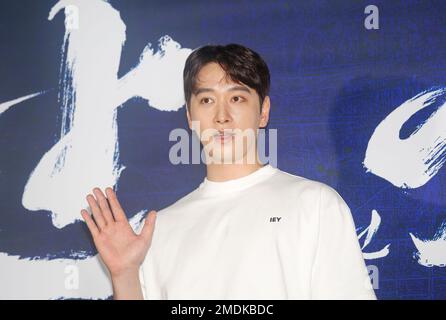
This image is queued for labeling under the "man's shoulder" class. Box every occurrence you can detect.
[271,167,347,206]
[280,170,352,217]
[271,169,352,226]
[271,167,327,194]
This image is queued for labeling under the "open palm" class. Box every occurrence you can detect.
[81,187,157,278]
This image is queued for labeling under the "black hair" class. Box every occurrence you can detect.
[183,43,270,109]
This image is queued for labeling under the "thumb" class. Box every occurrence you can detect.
[140,210,157,242]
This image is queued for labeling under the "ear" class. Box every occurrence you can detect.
[259,96,271,128]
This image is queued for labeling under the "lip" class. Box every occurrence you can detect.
[213,131,235,143]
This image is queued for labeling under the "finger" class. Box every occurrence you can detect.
[141,210,157,242]
[105,187,127,222]
[86,193,107,230]
[93,187,115,225]
[81,209,99,237]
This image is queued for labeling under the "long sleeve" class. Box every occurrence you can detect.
[310,184,377,300]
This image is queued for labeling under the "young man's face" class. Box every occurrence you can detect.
[186,62,270,164]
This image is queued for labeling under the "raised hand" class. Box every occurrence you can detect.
[81,187,157,278]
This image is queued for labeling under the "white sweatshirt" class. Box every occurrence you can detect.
[139,164,377,300]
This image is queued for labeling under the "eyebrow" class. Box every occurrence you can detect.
[193,85,252,95]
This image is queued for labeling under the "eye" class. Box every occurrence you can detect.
[231,96,245,103]
[200,97,214,104]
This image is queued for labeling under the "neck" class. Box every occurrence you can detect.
[205,152,264,182]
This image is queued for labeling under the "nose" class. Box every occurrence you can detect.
[215,101,231,125]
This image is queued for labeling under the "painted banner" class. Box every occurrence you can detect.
[0,0,445,299]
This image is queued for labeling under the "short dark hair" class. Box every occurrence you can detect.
[183,43,270,109]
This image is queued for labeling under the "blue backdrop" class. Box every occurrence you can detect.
[1,0,445,299]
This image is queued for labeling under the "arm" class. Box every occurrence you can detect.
[111,270,144,300]
[80,187,157,300]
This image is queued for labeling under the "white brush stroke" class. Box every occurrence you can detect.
[363,87,446,189]
[19,0,192,228]
[0,91,46,116]
[0,210,147,299]
[357,209,390,260]
[410,221,446,267]
[0,252,112,300]
[0,0,192,300]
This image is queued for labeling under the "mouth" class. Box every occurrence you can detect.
[213,130,235,144]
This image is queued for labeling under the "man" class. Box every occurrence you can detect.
[81,44,377,300]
